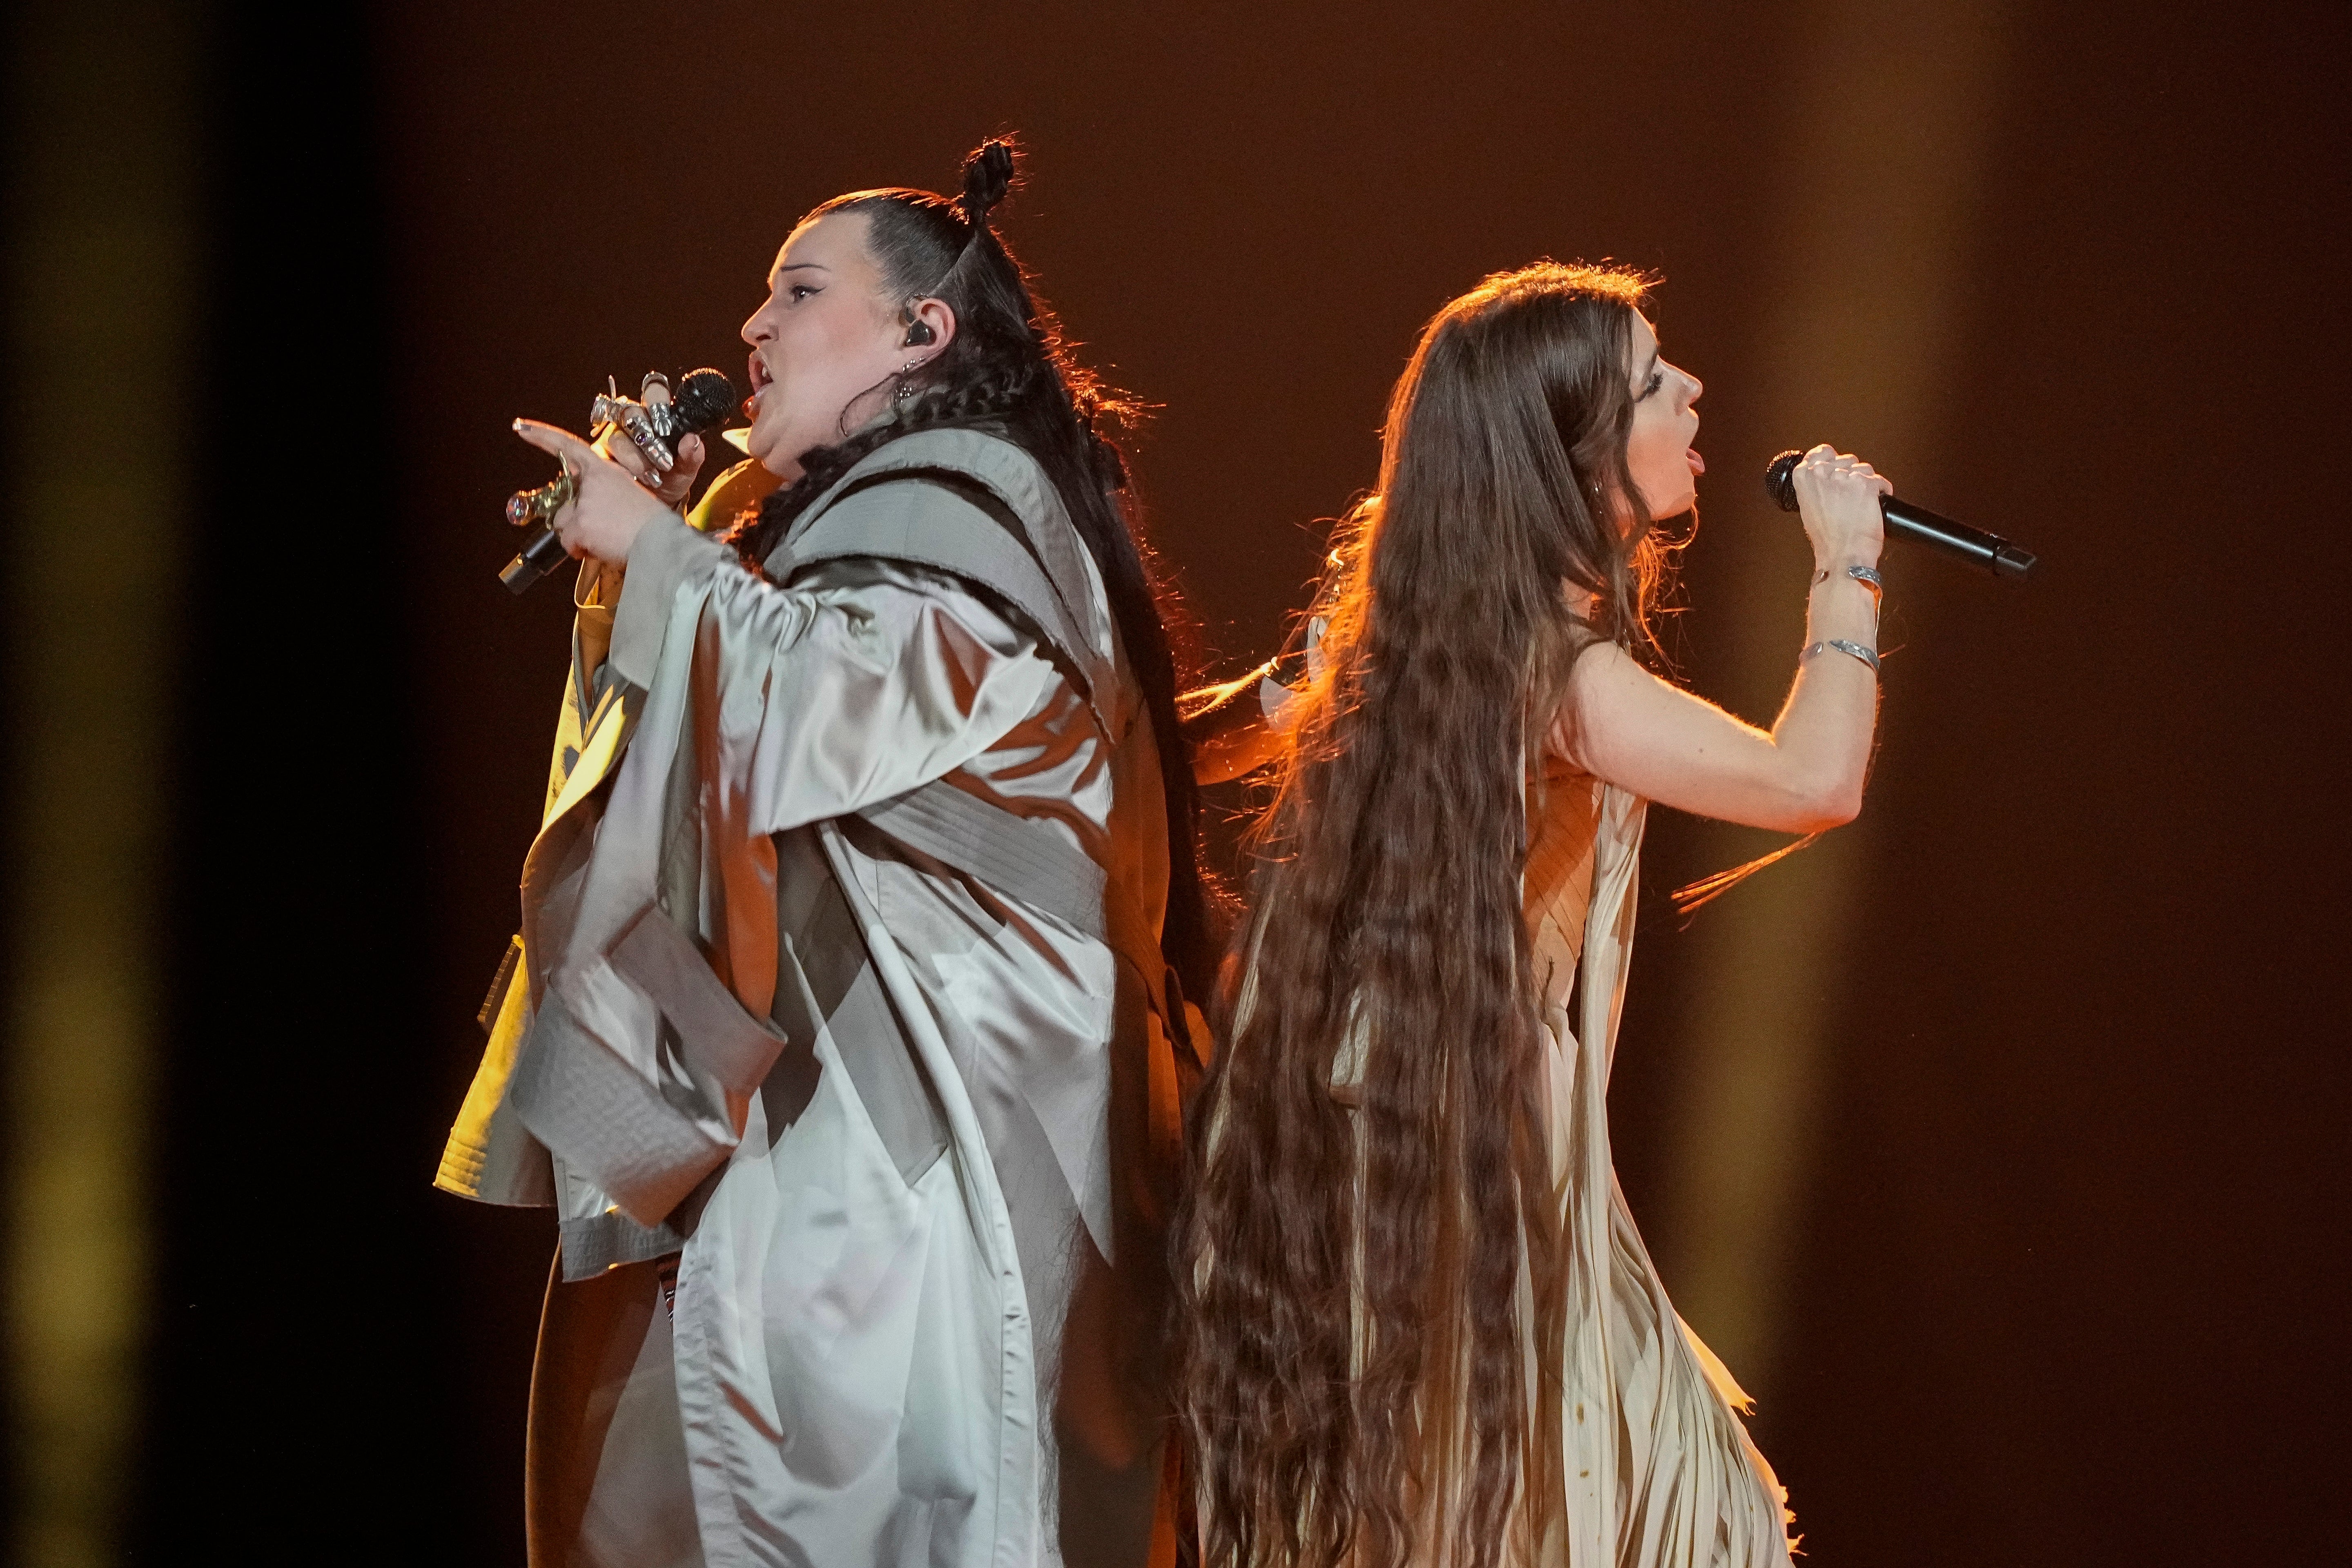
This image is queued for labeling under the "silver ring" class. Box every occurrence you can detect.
[623,409,673,469]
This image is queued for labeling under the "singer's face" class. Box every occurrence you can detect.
[1622,313,1704,522]
[740,213,911,479]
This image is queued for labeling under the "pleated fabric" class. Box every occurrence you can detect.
[1257,765,1798,1566]
[1532,775,1794,1568]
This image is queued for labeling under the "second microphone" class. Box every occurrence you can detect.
[1765,449,2036,579]
[501,367,739,595]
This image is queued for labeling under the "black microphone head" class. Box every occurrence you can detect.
[672,368,737,434]
[1764,450,1804,513]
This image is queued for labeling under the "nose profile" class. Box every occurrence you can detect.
[742,292,776,347]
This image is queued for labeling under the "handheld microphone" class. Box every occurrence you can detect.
[501,368,738,595]
[1765,450,2037,579]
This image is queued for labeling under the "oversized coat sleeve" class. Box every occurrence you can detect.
[610,508,1059,833]
[506,505,1067,1225]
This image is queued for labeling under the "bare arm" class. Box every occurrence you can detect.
[1550,447,1889,833]
[1182,664,1290,785]
[1180,615,1329,786]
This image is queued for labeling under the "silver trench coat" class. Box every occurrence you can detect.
[438,431,1192,1566]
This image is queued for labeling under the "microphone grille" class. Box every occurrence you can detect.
[1764,450,1804,512]
[673,369,738,434]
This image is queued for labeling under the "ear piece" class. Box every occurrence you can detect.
[901,303,937,347]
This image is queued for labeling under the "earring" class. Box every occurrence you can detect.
[893,359,926,403]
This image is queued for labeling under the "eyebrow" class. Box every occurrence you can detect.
[779,262,828,274]
[1637,349,1660,388]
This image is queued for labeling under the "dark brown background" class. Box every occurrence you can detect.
[131,2,2345,1559]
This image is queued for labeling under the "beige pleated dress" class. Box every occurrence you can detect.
[1286,756,1796,1566]
[1517,757,1795,1567]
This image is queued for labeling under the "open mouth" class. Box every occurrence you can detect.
[744,352,773,417]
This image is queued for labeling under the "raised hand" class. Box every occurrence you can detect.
[511,418,681,566]
[1788,443,1891,569]
[592,384,708,510]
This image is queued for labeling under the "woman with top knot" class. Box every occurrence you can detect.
[438,138,1217,1568]
[1174,262,1892,1568]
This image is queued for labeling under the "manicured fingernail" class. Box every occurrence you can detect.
[511,419,524,431]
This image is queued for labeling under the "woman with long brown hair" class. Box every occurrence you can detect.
[1174,261,1890,1568]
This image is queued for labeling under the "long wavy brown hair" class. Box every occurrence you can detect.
[1174,262,1673,1568]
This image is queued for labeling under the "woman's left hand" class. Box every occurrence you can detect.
[512,418,677,566]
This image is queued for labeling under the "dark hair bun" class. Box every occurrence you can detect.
[960,138,1017,229]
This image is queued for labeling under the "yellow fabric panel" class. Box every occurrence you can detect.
[688,458,781,534]
[543,688,626,831]
[433,936,532,1199]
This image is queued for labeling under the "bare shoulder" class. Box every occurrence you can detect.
[1549,640,1648,770]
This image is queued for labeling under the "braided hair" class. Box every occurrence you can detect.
[727,138,1224,1006]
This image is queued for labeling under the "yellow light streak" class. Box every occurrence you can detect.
[4,6,197,1561]
[1664,0,2011,1394]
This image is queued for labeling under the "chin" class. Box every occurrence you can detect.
[1645,481,1696,519]
[748,421,799,481]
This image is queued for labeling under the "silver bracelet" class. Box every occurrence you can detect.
[1804,638,1881,673]
[1814,561,1884,607]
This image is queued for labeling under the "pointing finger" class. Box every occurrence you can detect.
[514,418,597,466]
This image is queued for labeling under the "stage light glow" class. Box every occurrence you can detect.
[2,9,197,1563]
[1662,0,2012,1397]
